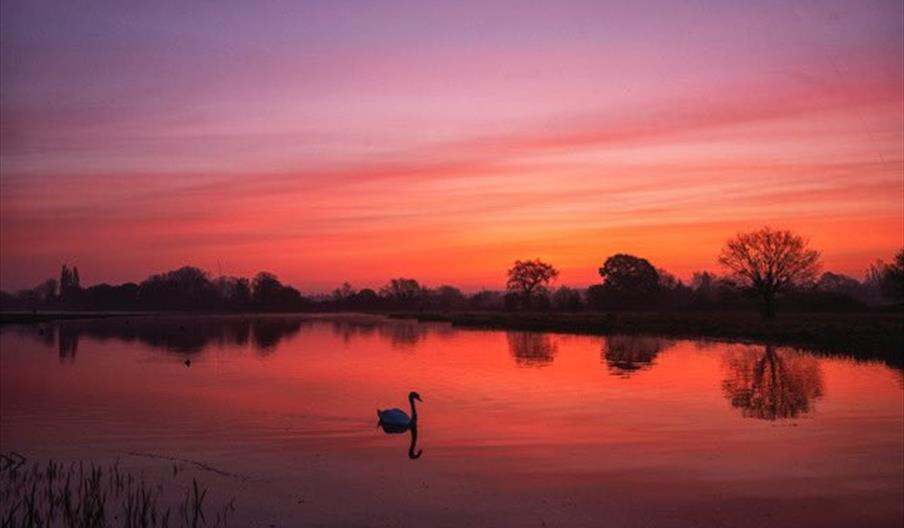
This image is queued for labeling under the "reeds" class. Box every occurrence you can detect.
[1,455,235,528]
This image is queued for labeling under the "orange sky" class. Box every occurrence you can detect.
[1,1,902,292]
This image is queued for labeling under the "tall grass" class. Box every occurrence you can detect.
[0,454,235,528]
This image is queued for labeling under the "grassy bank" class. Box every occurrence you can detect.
[0,454,234,528]
[389,310,904,364]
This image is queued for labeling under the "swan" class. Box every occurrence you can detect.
[377,391,422,428]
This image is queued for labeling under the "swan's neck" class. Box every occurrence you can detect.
[408,396,418,422]
[408,425,421,459]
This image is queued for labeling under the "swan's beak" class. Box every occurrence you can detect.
[415,395,422,402]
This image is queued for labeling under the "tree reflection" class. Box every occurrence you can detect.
[251,318,304,355]
[722,345,824,420]
[602,335,672,377]
[57,326,79,363]
[17,316,305,360]
[507,331,557,367]
[378,321,428,348]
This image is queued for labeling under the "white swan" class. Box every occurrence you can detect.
[377,391,422,427]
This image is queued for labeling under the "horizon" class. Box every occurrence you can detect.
[2,0,902,292]
[0,244,896,296]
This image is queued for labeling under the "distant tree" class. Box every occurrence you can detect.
[690,271,719,308]
[656,268,692,308]
[432,285,466,309]
[815,272,861,295]
[215,276,251,309]
[380,278,423,303]
[506,259,558,309]
[139,266,217,310]
[85,282,139,310]
[0,290,24,311]
[880,249,904,301]
[719,227,821,319]
[551,286,583,311]
[59,264,82,305]
[595,254,660,309]
[332,282,355,302]
[815,272,871,305]
[252,272,284,307]
[12,280,55,308]
[350,288,380,309]
[469,290,504,310]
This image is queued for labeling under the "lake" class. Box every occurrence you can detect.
[1,314,902,527]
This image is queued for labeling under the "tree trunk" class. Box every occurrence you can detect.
[761,291,776,320]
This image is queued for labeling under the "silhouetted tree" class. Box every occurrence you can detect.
[719,227,821,319]
[139,266,218,310]
[551,286,583,311]
[690,271,720,308]
[34,279,58,305]
[469,290,504,310]
[215,276,252,309]
[350,288,381,309]
[593,254,660,309]
[876,249,904,302]
[721,345,824,420]
[332,282,355,302]
[251,272,305,311]
[816,272,864,298]
[59,264,82,305]
[506,259,558,309]
[380,278,424,307]
[252,272,282,305]
[432,285,466,309]
[84,282,139,310]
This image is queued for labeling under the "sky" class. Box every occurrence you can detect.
[1,0,902,293]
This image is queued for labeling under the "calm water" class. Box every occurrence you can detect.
[1,315,902,527]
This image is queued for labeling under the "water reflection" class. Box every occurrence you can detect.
[58,326,79,363]
[602,335,673,377]
[12,316,305,359]
[9,316,459,363]
[2,316,902,527]
[722,345,824,420]
[507,331,557,367]
[377,422,422,460]
[329,317,453,348]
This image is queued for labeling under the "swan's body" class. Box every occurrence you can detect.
[377,408,411,427]
[377,391,421,428]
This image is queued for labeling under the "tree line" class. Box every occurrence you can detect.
[1,227,902,317]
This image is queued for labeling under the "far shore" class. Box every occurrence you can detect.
[387,310,904,364]
[2,309,901,366]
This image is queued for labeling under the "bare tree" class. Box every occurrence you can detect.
[719,227,821,318]
[506,259,558,308]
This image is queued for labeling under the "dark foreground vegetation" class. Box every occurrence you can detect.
[0,453,234,528]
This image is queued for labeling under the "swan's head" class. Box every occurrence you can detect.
[409,391,422,402]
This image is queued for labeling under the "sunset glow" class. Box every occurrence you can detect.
[2,0,902,291]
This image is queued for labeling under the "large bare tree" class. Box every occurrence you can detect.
[506,259,558,308]
[719,227,821,318]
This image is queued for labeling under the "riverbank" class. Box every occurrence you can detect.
[4,309,901,366]
[389,310,904,364]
